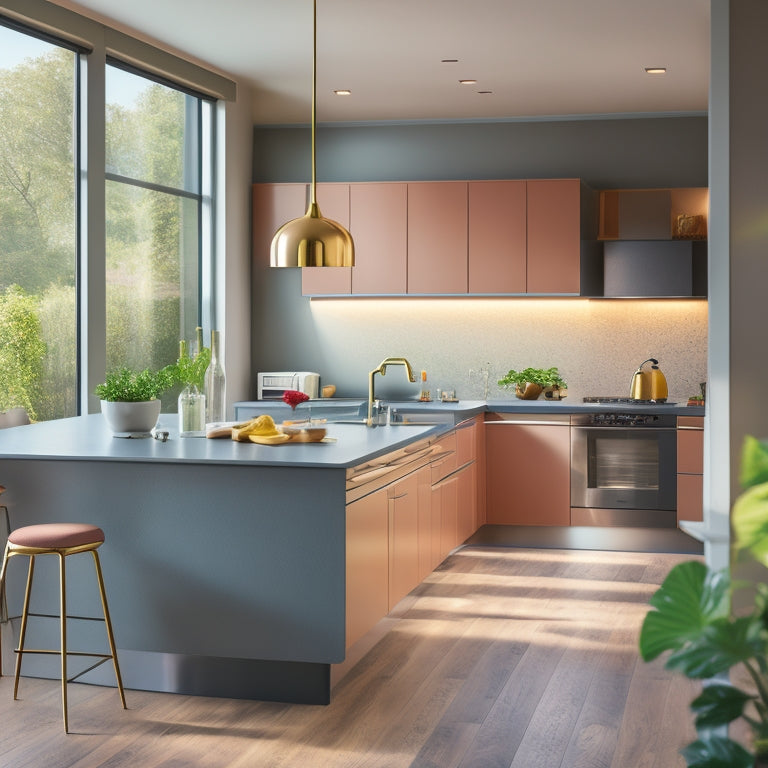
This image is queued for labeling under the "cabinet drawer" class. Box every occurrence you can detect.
[678,427,704,474]
[430,431,457,484]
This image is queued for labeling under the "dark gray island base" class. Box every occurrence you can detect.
[0,414,446,704]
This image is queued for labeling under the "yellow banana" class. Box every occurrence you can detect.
[231,414,282,442]
[248,433,291,445]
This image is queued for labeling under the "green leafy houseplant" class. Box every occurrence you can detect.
[94,366,177,402]
[639,436,768,768]
[498,367,567,400]
[498,366,567,389]
[174,339,211,391]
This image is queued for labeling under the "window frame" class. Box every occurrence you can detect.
[0,0,235,416]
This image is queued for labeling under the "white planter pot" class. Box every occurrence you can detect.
[100,399,161,435]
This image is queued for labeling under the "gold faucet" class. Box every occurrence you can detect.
[367,357,416,426]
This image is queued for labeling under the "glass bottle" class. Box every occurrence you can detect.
[177,339,206,437]
[178,384,206,437]
[205,329,226,424]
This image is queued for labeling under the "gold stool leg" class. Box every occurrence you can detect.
[59,552,68,733]
[14,554,35,701]
[0,543,10,678]
[91,550,126,709]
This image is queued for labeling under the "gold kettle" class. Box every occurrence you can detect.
[630,358,668,402]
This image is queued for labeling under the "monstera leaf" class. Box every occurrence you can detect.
[639,560,730,664]
[681,735,754,768]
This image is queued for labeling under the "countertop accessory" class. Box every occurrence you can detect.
[498,367,567,401]
[269,0,354,268]
[367,357,416,426]
[205,329,226,423]
[629,358,668,402]
[419,370,431,402]
[101,399,161,437]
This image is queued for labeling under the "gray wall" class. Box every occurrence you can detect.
[250,116,709,403]
[253,116,708,187]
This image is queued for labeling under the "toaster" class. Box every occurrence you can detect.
[257,371,320,400]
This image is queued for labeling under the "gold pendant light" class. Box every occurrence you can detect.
[270,0,354,268]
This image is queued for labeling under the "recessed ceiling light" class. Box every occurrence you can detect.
[333,89,352,96]
[644,67,667,75]
[459,79,477,85]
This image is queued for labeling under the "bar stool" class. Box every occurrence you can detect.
[0,522,126,732]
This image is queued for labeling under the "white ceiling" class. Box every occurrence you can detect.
[49,0,710,125]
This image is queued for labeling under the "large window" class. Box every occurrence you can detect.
[0,17,216,421]
[0,24,77,421]
[105,63,211,375]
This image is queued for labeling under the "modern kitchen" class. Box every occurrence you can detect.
[1,0,767,766]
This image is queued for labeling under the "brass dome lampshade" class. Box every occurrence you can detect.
[270,0,354,268]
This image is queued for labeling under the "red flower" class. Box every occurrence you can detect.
[283,390,310,410]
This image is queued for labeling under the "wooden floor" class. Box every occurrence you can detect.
[0,546,701,768]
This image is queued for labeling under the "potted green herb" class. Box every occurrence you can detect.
[639,436,768,767]
[95,365,177,435]
[497,366,567,400]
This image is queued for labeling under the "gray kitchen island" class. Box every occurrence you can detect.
[0,413,448,704]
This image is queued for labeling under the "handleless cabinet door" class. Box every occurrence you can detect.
[351,183,407,295]
[407,182,468,294]
[485,422,571,525]
[526,179,581,294]
[346,487,389,648]
[677,416,704,523]
[468,180,527,293]
[388,471,420,610]
[252,183,306,267]
[301,183,352,295]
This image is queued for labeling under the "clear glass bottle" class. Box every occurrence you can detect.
[178,384,206,436]
[177,338,206,436]
[205,329,226,423]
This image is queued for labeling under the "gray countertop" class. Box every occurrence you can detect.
[235,398,704,419]
[0,413,445,469]
[0,398,704,470]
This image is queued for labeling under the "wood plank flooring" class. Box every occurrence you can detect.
[0,546,701,768]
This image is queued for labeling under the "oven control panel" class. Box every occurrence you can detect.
[572,412,677,428]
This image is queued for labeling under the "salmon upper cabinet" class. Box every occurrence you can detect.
[301,183,353,296]
[351,183,408,295]
[252,183,307,266]
[468,180,527,294]
[253,178,596,297]
[407,182,468,294]
[526,179,583,295]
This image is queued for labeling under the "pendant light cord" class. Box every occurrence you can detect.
[309,0,318,207]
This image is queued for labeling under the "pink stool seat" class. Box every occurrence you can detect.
[8,523,105,550]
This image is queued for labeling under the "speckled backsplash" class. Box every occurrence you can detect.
[307,298,708,404]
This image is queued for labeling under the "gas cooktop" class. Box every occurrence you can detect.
[582,397,675,405]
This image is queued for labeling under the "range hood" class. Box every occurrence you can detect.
[601,240,707,298]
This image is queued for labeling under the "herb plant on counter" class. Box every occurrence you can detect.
[497,367,567,390]
[639,436,768,768]
[174,339,211,390]
[95,366,177,402]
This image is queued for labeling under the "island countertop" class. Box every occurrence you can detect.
[0,413,446,469]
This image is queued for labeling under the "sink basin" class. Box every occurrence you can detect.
[389,414,452,425]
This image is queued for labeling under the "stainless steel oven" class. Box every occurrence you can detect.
[570,411,677,527]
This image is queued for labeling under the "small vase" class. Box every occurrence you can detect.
[178,385,206,437]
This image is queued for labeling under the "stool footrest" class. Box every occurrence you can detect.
[14,649,114,659]
[8,612,108,623]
